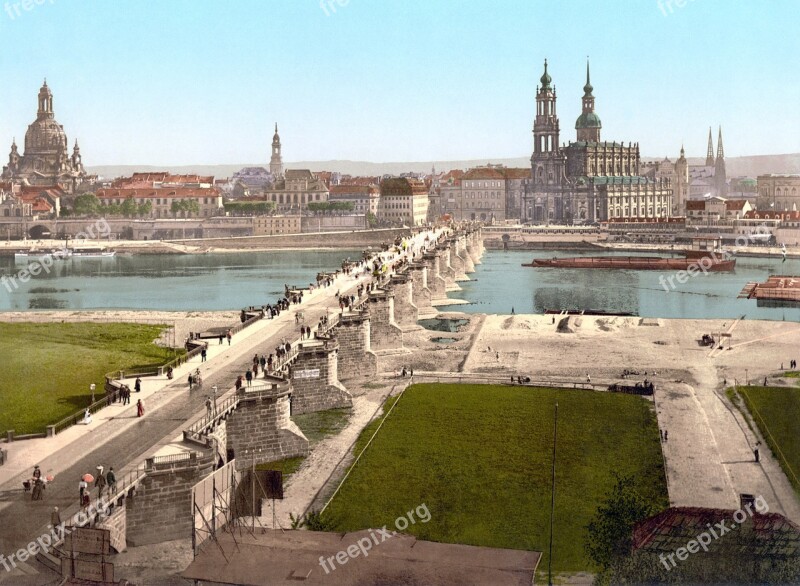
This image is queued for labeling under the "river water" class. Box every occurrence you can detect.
[1,248,798,320]
[453,249,800,321]
[0,250,362,311]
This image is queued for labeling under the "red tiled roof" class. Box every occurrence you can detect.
[462,167,506,180]
[31,198,53,212]
[745,210,800,221]
[725,200,748,211]
[502,168,531,180]
[113,173,214,187]
[633,507,800,556]
[97,187,221,200]
[686,201,706,211]
[329,184,378,196]
[380,177,428,196]
[606,217,685,224]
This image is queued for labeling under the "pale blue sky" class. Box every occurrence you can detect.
[0,0,796,165]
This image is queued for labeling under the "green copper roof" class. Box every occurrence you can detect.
[575,111,602,129]
[540,59,552,89]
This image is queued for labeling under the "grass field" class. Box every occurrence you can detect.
[739,385,800,493]
[0,322,176,435]
[321,383,668,572]
[294,407,351,447]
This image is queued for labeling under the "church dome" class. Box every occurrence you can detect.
[25,118,67,154]
[24,81,68,155]
[575,111,602,130]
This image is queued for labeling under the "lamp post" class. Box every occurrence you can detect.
[90,383,96,404]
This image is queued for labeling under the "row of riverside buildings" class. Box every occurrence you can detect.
[3,75,800,237]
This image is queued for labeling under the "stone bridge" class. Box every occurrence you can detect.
[32,224,484,565]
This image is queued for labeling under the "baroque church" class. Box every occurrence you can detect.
[522,61,673,223]
[2,81,87,193]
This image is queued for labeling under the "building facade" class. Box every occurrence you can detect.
[328,184,380,215]
[522,61,672,223]
[96,187,223,218]
[253,214,301,235]
[2,81,87,193]
[378,177,429,226]
[264,169,329,211]
[756,174,800,212]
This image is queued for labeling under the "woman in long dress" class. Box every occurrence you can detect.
[136,399,144,417]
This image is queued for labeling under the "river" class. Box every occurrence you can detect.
[1,248,799,320]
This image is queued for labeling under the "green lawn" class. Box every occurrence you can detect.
[256,456,306,479]
[293,407,352,446]
[322,384,668,573]
[740,386,800,493]
[0,322,176,435]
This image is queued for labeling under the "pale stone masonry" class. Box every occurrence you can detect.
[289,338,352,414]
[226,377,309,470]
[388,272,419,329]
[422,251,447,300]
[334,310,378,380]
[366,289,404,350]
[126,452,215,546]
[407,262,433,310]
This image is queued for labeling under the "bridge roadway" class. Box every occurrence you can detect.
[0,228,443,580]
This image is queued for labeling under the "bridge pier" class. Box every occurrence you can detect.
[335,310,378,379]
[366,289,404,351]
[437,246,457,286]
[458,235,476,273]
[388,272,419,329]
[407,262,433,311]
[126,452,215,546]
[422,251,448,300]
[226,376,309,470]
[448,239,469,281]
[290,338,352,414]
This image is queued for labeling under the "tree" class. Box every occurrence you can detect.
[171,199,201,218]
[137,201,152,217]
[366,212,378,228]
[584,473,656,584]
[223,201,275,215]
[121,196,138,218]
[72,193,99,216]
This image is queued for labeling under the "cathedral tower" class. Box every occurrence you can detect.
[674,144,689,213]
[528,59,567,221]
[715,126,727,197]
[705,127,715,167]
[575,60,601,142]
[270,123,283,177]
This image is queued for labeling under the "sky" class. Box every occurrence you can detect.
[0,0,797,166]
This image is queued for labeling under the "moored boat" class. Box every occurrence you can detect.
[523,254,735,271]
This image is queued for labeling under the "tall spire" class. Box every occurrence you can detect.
[583,58,593,96]
[270,122,283,177]
[705,127,715,167]
[716,126,724,160]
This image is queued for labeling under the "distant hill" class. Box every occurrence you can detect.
[87,154,800,181]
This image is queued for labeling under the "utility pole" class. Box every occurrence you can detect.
[548,400,558,586]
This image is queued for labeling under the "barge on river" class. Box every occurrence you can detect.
[524,252,735,271]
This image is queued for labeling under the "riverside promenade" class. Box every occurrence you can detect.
[0,227,445,582]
